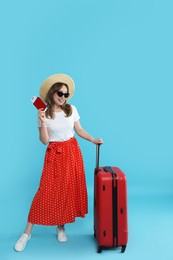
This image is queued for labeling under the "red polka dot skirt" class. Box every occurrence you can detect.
[28,137,88,226]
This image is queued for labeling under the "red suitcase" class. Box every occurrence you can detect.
[94,144,128,253]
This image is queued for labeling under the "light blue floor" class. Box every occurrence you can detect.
[1,192,173,260]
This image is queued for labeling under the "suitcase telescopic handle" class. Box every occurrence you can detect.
[96,144,101,172]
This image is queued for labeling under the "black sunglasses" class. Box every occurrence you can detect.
[56,91,70,98]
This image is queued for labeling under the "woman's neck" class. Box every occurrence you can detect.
[53,105,62,112]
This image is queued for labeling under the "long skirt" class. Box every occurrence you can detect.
[28,137,88,226]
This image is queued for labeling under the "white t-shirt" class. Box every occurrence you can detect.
[38,105,80,142]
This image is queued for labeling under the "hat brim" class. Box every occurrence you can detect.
[39,74,75,102]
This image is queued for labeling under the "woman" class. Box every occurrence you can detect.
[15,74,103,252]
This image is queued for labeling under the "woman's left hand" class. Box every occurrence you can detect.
[92,138,104,145]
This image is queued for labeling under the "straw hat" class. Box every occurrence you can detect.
[39,74,75,102]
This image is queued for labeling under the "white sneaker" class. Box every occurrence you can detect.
[57,227,67,242]
[14,233,31,252]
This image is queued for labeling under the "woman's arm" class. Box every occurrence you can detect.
[38,124,49,145]
[74,120,103,144]
[38,109,49,145]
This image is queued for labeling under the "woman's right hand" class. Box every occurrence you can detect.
[38,109,46,124]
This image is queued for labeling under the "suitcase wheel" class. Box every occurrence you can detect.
[121,245,126,253]
[97,246,102,253]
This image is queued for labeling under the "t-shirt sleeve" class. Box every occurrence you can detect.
[72,105,80,122]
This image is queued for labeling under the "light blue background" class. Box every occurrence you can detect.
[0,0,173,259]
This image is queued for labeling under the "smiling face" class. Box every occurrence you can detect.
[53,84,69,107]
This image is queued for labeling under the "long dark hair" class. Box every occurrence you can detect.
[45,82,72,119]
